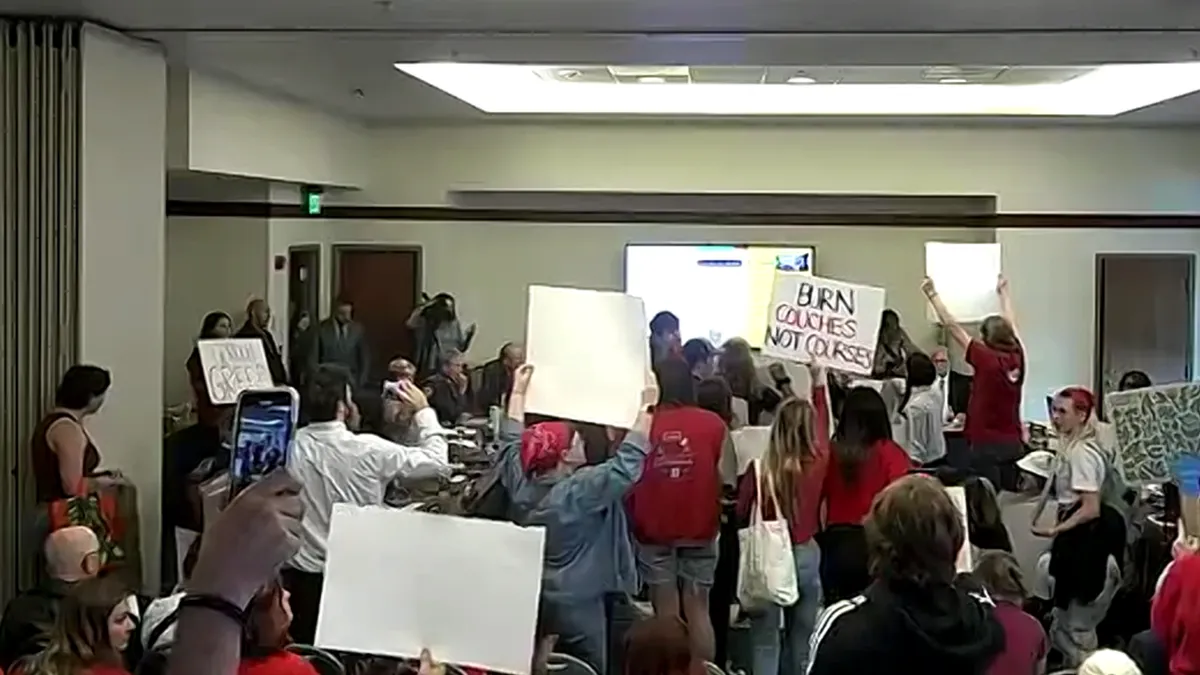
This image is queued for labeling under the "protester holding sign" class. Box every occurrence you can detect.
[498,364,658,675]
[922,275,1025,490]
[185,312,234,429]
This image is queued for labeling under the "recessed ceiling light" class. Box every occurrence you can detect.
[787,75,816,84]
[395,62,1200,117]
[557,69,582,80]
[637,76,666,84]
[939,78,968,84]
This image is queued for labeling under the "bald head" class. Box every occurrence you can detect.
[45,526,101,582]
[246,298,270,327]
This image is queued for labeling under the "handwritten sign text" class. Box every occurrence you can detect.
[197,339,274,405]
[761,274,884,375]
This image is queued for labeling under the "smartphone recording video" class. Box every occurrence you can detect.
[230,387,300,498]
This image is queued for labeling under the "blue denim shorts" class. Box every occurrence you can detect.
[636,539,719,590]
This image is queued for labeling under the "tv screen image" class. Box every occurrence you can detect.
[624,244,815,348]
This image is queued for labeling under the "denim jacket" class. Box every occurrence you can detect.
[497,418,647,601]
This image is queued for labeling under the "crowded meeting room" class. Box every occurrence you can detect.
[5,2,1200,675]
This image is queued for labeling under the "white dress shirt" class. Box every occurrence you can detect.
[936,375,954,422]
[289,407,450,573]
[898,385,947,465]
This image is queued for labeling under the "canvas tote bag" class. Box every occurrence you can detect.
[737,458,799,609]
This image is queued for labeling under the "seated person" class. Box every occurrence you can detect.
[808,475,1003,674]
[14,577,135,675]
[422,349,472,426]
[0,526,102,669]
[475,342,524,412]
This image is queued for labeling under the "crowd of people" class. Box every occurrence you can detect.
[2,275,1195,675]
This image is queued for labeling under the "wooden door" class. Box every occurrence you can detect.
[335,247,421,384]
[1095,253,1195,411]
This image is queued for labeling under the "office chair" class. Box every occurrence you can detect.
[546,652,600,675]
[287,643,347,675]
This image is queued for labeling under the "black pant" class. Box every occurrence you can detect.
[969,441,1025,492]
[709,505,740,667]
[1128,630,1169,675]
[281,567,324,645]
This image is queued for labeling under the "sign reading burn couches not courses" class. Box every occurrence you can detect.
[761,273,885,376]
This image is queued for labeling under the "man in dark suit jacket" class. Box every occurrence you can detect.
[423,349,471,426]
[475,342,524,413]
[312,299,370,389]
[235,298,288,385]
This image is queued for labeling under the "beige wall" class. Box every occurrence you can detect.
[164,217,270,405]
[80,26,167,592]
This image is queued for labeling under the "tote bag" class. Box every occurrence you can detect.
[736,458,798,609]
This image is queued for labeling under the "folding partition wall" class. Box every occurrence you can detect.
[0,18,82,604]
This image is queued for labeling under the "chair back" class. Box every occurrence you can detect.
[547,652,600,675]
[703,661,725,675]
[287,643,347,675]
[1047,670,1077,675]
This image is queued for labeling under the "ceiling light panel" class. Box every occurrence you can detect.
[396,62,1200,117]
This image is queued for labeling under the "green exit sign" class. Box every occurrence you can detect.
[302,187,322,215]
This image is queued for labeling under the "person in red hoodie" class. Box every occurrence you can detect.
[12,577,134,675]
[237,581,318,675]
[1150,548,1200,675]
[922,275,1025,491]
[817,385,912,604]
[737,362,830,675]
[628,357,736,662]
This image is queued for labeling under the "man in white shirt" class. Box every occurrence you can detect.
[930,347,958,424]
[282,363,450,643]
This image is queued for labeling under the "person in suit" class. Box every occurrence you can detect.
[475,342,524,412]
[312,299,371,389]
[235,299,288,385]
[423,349,472,426]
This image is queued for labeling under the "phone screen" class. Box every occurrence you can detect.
[231,388,299,497]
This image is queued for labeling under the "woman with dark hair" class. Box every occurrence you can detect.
[696,378,735,429]
[407,293,475,378]
[16,577,135,675]
[681,339,715,380]
[808,475,1003,674]
[717,338,789,426]
[894,352,946,466]
[649,312,682,364]
[961,476,1013,554]
[628,358,731,662]
[31,366,115,503]
[872,309,920,379]
[922,275,1026,490]
[186,311,234,429]
[238,581,318,675]
[817,386,912,603]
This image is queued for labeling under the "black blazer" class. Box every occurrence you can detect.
[235,322,288,385]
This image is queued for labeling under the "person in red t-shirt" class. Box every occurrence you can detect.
[628,358,735,662]
[238,580,319,675]
[922,275,1025,491]
[818,386,912,604]
[736,362,831,675]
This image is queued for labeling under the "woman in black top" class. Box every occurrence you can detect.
[717,338,789,425]
[31,365,113,503]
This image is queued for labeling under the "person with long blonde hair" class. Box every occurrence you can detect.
[736,362,830,675]
[15,577,133,675]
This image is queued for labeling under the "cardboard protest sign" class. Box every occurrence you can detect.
[761,273,885,375]
[525,285,649,428]
[925,243,1002,323]
[197,338,274,405]
[946,486,972,572]
[1107,382,1200,485]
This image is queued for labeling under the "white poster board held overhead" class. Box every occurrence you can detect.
[924,242,1002,323]
[197,338,274,405]
[317,505,546,674]
[525,285,649,428]
[761,273,885,376]
[946,486,973,572]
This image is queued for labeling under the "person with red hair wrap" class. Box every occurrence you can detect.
[497,364,659,675]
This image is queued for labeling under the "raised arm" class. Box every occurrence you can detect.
[997,275,1021,342]
[809,363,831,442]
[406,303,428,330]
[364,382,450,480]
[921,277,972,350]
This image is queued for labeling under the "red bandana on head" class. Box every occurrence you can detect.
[520,422,574,475]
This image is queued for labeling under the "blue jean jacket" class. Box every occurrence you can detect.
[497,418,647,601]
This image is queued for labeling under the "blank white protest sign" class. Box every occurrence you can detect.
[524,285,648,428]
[316,505,546,674]
[946,486,972,572]
[924,242,1002,323]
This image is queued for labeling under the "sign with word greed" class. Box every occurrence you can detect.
[197,338,275,405]
[761,273,885,375]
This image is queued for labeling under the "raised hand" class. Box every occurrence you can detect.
[512,364,534,395]
[920,276,937,298]
[394,380,430,410]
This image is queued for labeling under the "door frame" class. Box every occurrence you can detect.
[330,244,425,307]
[1093,252,1196,410]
